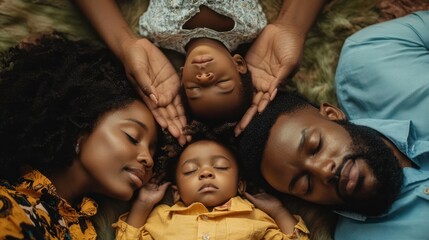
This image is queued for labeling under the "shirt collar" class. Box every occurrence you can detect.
[169,196,253,214]
[350,119,421,165]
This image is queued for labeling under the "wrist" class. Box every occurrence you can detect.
[126,201,155,228]
[272,207,292,221]
[115,33,139,61]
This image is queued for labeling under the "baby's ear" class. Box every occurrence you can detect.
[232,54,247,74]
[179,66,184,78]
[237,180,247,196]
[171,185,181,203]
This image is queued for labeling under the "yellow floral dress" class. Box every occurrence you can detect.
[0,170,98,239]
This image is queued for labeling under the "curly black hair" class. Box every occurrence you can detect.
[0,33,145,181]
[238,91,403,215]
[160,120,238,183]
[237,91,312,192]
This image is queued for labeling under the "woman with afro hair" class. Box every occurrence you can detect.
[0,33,162,239]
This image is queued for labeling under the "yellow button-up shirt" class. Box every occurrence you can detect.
[0,170,98,239]
[114,196,309,239]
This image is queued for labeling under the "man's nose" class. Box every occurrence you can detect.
[199,169,214,180]
[196,72,215,83]
[310,159,337,185]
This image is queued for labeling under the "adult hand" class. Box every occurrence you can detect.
[120,38,186,143]
[235,23,305,136]
[143,94,188,146]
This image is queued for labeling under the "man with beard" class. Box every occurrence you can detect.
[238,11,429,240]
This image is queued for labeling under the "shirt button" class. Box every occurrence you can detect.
[201,215,208,220]
[424,187,429,195]
[202,234,210,240]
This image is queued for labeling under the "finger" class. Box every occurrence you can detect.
[173,96,187,128]
[234,104,258,137]
[234,92,264,136]
[243,192,254,201]
[143,99,168,129]
[270,88,278,101]
[158,182,171,191]
[149,94,158,105]
[132,71,159,104]
[166,104,184,138]
[269,66,293,93]
[257,92,271,113]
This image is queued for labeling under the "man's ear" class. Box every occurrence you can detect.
[319,103,346,121]
[232,54,248,74]
[171,185,181,203]
[237,180,247,196]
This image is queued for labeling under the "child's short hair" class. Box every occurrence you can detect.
[160,121,239,183]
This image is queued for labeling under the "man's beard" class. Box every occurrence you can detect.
[331,121,404,216]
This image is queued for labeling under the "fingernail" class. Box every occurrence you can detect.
[150,94,158,104]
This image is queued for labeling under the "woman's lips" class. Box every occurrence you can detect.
[339,159,359,197]
[125,167,145,188]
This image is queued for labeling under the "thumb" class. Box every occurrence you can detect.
[158,182,171,194]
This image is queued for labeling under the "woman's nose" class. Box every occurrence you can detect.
[137,150,154,169]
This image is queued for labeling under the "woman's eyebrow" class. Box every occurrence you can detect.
[126,118,148,131]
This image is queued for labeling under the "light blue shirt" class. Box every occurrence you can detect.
[334,11,429,240]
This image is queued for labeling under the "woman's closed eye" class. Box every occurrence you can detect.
[124,132,139,145]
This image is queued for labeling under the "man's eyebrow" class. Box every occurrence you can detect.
[289,175,299,193]
[298,128,307,151]
[126,119,148,131]
[289,128,307,193]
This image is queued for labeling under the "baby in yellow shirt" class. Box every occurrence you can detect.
[114,123,309,239]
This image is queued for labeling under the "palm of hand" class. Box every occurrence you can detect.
[124,38,180,107]
[235,24,305,136]
[246,23,304,94]
[122,39,186,144]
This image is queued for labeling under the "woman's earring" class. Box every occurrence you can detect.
[75,143,80,155]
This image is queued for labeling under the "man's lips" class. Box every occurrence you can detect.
[125,167,146,188]
[199,183,218,192]
[338,159,359,197]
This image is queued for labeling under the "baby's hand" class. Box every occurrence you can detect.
[134,181,171,209]
[244,191,285,218]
